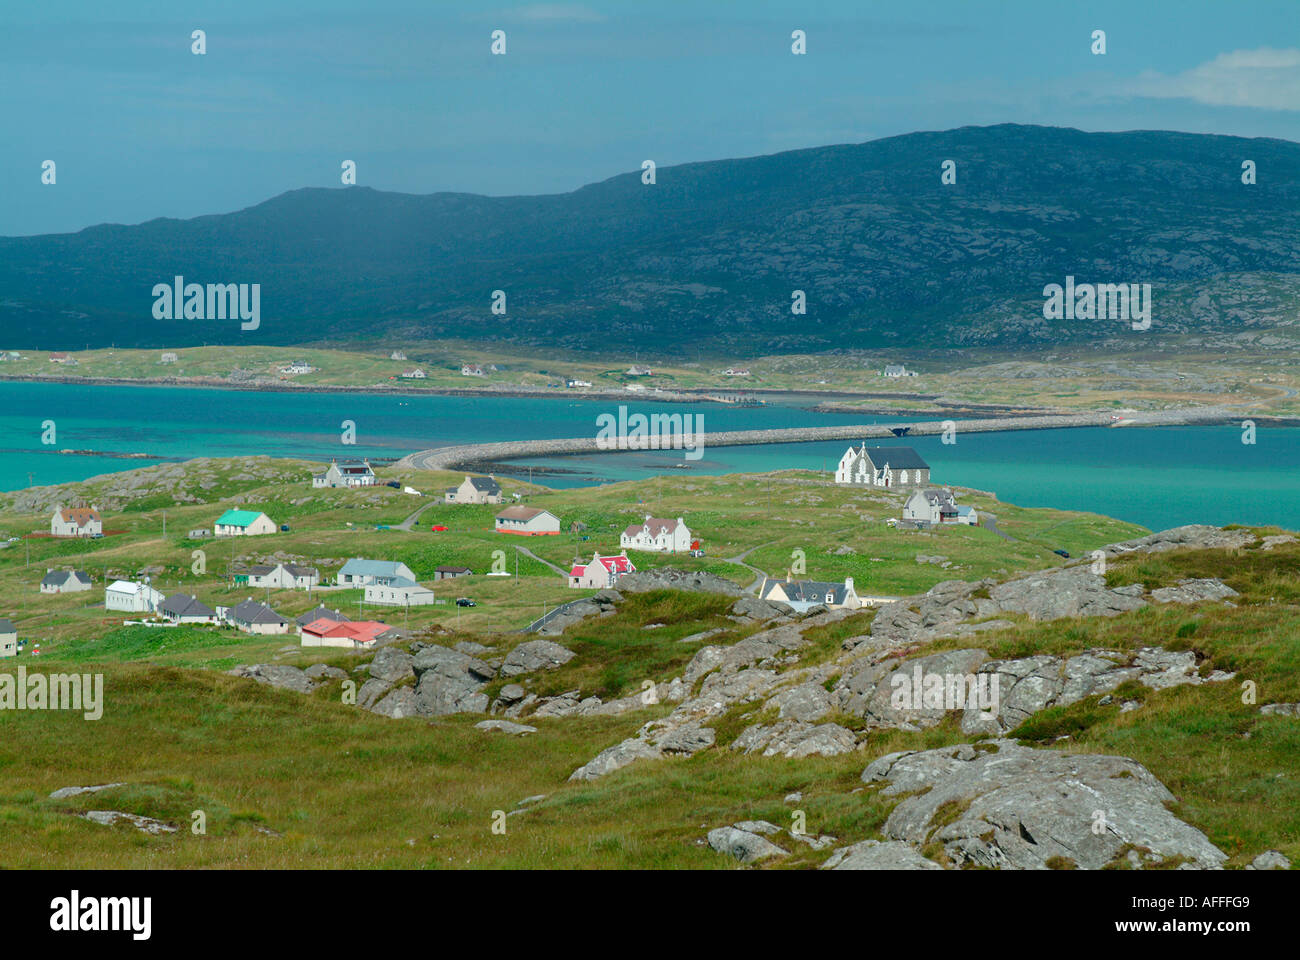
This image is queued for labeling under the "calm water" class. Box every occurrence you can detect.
[1,381,1296,532]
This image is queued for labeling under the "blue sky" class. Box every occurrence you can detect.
[4,0,1299,236]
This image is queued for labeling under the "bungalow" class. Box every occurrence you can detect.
[0,619,16,658]
[565,379,592,388]
[300,617,394,649]
[626,365,652,376]
[160,594,218,624]
[160,352,178,364]
[279,360,314,375]
[620,516,692,553]
[445,475,502,504]
[51,506,102,538]
[569,552,635,589]
[495,507,561,536]
[390,350,407,361]
[311,458,376,488]
[214,509,276,537]
[49,352,76,365]
[296,604,351,627]
[759,576,860,613]
[105,580,164,614]
[835,445,931,488]
[882,364,916,378]
[401,368,426,379]
[187,528,211,539]
[40,569,92,594]
[461,364,485,377]
[227,599,291,635]
[364,577,436,606]
[434,566,472,580]
[337,558,417,587]
[903,488,958,525]
[724,367,750,377]
[246,563,320,590]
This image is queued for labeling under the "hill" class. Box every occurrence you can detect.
[3,125,1299,353]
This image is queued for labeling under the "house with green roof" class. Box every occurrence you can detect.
[214,509,277,538]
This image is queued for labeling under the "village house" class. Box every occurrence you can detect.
[565,379,592,388]
[835,445,931,488]
[902,488,979,526]
[105,580,164,614]
[620,516,693,553]
[160,352,178,364]
[40,570,92,594]
[279,360,314,375]
[188,528,211,539]
[568,552,635,589]
[338,558,417,587]
[759,575,860,613]
[882,364,916,378]
[401,368,426,379]
[0,619,16,657]
[245,562,320,590]
[444,475,502,504]
[461,363,485,377]
[296,604,350,628]
[300,617,394,649]
[49,352,77,365]
[51,506,102,538]
[160,594,218,624]
[227,599,291,635]
[434,566,472,580]
[724,367,751,377]
[214,509,276,537]
[364,577,436,606]
[311,458,377,488]
[390,350,407,361]
[626,365,652,376]
[494,507,561,536]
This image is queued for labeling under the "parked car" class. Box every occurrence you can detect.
[280,525,290,532]
[430,525,448,532]
[385,481,401,489]
[1053,549,1070,558]
[689,548,704,557]
[455,597,477,607]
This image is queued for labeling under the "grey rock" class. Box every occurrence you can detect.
[733,721,857,758]
[1247,850,1291,870]
[496,683,527,704]
[357,677,393,710]
[83,810,178,835]
[501,640,575,677]
[990,565,1147,621]
[304,663,347,681]
[822,839,943,870]
[454,640,492,655]
[368,646,415,683]
[862,740,1227,870]
[1261,703,1300,717]
[227,663,315,694]
[1105,525,1256,556]
[50,783,126,800]
[770,681,835,722]
[734,820,781,835]
[731,596,794,621]
[616,569,744,596]
[371,687,418,719]
[475,719,538,736]
[1151,578,1240,605]
[569,738,662,781]
[707,826,788,862]
[651,724,716,755]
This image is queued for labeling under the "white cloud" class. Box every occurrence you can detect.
[1128,47,1300,110]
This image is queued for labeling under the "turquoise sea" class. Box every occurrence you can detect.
[1,381,1296,532]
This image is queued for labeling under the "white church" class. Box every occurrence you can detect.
[835,445,931,488]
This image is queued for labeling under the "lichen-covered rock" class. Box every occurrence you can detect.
[501,640,575,677]
[732,721,857,758]
[822,839,943,870]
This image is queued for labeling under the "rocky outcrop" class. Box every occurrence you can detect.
[1151,578,1239,604]
[501,640,575,677]
[707,825,788,863]
[862,741,1227,870]
[1104,525,1257,556]
[989,566,1147,621]
[227,664,317,694]
[822,839,943,870]
[615,569,744,596]
[732,721,857,758]
[405,645,496,716]
[475,719,537,736]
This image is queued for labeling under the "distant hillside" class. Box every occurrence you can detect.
[3,124,1299,353]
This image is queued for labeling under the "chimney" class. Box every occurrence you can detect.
[845,577,854,594]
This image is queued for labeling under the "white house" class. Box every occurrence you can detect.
[461,364,485,377]
[627,365,652,376]
[227,599,291,635]
[759,576,860,613]
[835,445,931,488]
[724,367,750,377]
[51,506,102,538]
[401,368,426,379]
[565,379,592,388]
[620,516,693,553]
[311,459,376,488]
[337,558,417,586]
[105,580,164,614]
[390,350,407,361]
[160,594,219,624]
[444,475,502,504]
[494,507,561,536]
[246,563,320,590]
[0,619,16,658]
[279,360,314,375]
[160,352,178,364]
[902,489,978,526]
[214,509,277,537]
[882,364,916,378]
[40,570,92,594]
[568,553,635,589]
[364,578,436,606]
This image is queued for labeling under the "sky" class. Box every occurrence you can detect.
[4,0,1299,236]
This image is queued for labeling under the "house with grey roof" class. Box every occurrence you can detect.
[0,619,16,657]
[882,363,916,378]
[40,569,92,594]
[445,475,502,504]
[364,577,436,606]
[835,445,931,488]
[312,458,376,489]
[161,594,219,624]
[246,562,320,590]
[227,599,291,635]
[759,576,860,613]
[337,558,417,587]
[434,566,472,580]
[296,604,351,627]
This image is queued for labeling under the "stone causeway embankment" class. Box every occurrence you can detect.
[398,405,1239,472]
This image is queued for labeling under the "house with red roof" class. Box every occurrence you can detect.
[300,617,394,649]
[568,552,636,590]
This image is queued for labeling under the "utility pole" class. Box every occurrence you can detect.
[162,510,166,538]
